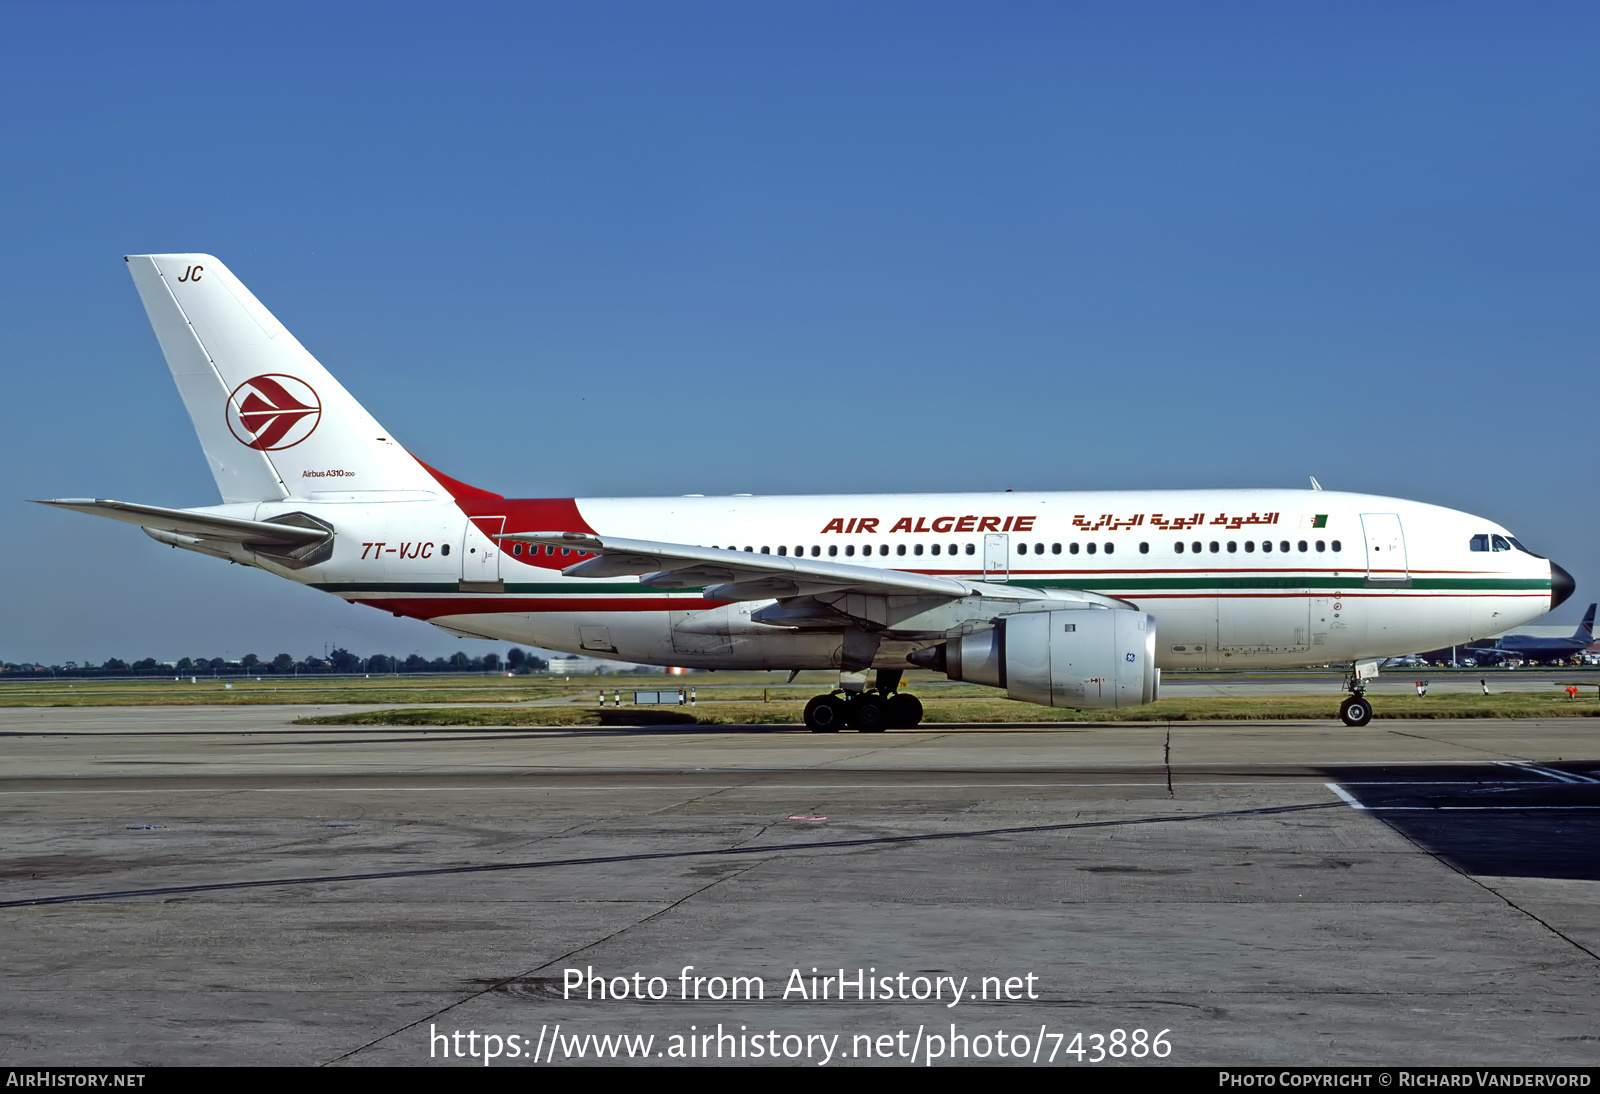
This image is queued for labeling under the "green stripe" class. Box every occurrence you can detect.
[1024,576,1548,593]
[314,574,1548,597]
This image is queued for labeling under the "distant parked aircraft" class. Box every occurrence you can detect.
[1469,604,1595,666]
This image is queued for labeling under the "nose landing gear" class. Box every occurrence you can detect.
[1339,694,1373,727]
[1338,659,1381,726]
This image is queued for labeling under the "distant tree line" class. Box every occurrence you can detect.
[1,648,550,678]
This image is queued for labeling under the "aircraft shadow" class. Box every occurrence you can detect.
[1320,762,1600,881]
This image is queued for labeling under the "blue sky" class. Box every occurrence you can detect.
[3,1,1595,665]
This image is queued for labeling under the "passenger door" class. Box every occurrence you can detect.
[1360,513,1410,586]
[983,533,1010,582]
[460,516,505,590]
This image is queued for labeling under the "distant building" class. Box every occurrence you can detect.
[544,654,648,676]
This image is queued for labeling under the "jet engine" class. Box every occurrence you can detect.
[907,607,1159,710]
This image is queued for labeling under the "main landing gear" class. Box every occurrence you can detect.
[804,669,923,733]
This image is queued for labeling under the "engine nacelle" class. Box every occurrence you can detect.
[909,607,1159,710]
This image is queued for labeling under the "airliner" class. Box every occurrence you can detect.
[36,255,1574,730]
[1468,603,1595,666]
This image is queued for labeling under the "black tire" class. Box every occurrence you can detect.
[804,694,845,733]
[884,693,923,729]
[852,697,888,732]
[1340,696,1373,727]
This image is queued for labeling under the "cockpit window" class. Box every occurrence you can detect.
[1508,537,1545,558]
[1491,534,1511,552]
[1469,535,1489,552]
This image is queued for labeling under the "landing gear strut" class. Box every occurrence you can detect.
[803,669,923,732]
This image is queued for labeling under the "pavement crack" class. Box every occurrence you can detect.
[320,859,766,1065]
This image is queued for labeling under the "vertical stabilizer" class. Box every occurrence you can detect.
[125,254,441,503]
[1574,604,1596,644]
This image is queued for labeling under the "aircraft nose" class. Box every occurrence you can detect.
[1551,561,1576,610]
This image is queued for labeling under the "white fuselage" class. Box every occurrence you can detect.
[193,487,1555,672]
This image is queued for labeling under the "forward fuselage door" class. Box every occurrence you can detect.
[983,533,1010,582]
[1360,513,1410,586]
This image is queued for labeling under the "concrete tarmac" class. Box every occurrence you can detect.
[3,706,1599,1067]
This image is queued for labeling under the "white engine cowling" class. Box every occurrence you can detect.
[913,607,1159,710]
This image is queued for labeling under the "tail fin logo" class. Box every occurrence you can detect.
[226,374,322,450]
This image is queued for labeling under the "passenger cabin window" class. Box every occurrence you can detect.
[965,544,975,555]
[1139,542,1149,554]
[1243,541,1254,553]
[1070,542,1080,555]
[896,544,906,556]
[1279,540,1289,553]
[1227,541,1237,553]
[1174,541,1184,554]
[1316,540,1326,552]
[845,545,855,557]
[1332,540,1342,552]
[1086,542,1096,555]
[777,546,787,556]
[1297,540,1308,552]
[828,545,838,557]
[914,544,924,556]
[1262,540,1272,552]
[930,544,940,556]
[1052,543,1062,554]
[441,544,451,556]
[1209,541,1219,553]
[1104,542,1114,555]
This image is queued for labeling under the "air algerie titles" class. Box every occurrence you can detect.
[820,515,1037,535]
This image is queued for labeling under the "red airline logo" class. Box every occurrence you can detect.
[226,374,322,450]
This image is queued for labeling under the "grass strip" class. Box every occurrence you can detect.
[295,692,1600,727]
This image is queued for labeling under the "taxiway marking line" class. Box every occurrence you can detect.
[0,780,1527,795]
[1326,783,1368,810]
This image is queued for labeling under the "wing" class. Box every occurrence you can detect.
[499,531,976,599]
[33,499,328,546]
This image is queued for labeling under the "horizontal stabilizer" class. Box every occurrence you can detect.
[33,499,327,546]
